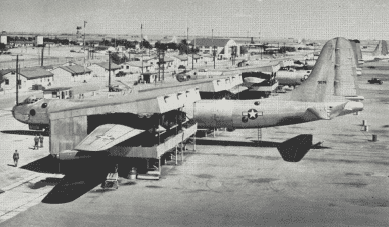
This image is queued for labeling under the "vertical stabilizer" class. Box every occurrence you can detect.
[334,38,358,97]
[372,40,388,56]
[286,37,358,102]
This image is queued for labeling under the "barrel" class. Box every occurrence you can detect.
[372,134,377,142]
[128,167,137,180]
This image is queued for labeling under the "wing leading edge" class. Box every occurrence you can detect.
[75,124,145,151]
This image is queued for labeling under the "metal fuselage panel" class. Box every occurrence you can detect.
[192,100,331,129]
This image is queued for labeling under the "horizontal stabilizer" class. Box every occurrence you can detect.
[75,124,144,151]
[244,77,266,84]
[277,134,312,162]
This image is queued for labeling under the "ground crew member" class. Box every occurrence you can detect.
[34,135,39,150]
[13,150,19,167]
[39,134,44,148]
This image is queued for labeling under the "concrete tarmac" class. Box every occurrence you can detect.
[0,62,388,226]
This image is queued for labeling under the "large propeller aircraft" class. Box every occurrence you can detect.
[12,37,363,164]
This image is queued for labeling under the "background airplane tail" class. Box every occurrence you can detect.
[286,37,359,102]
[372,40,388,56]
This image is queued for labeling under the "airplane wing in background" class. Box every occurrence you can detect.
[75,124,144,151]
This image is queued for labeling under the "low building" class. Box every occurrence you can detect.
[50,65,92,84]
[10,41,34,47]
[0,36,7,44]
[123,61,151,73]
[172,55,188,68]
[195,38,241,59]
[43,87,72,99]
[88,62,121,78]
[1,67,53,91]
[35,36,43,46]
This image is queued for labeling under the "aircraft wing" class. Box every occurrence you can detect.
[74,124,144,151]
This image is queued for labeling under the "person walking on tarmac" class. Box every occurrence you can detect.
[39,134,44,148]
[13,150,19,167]
[34,135,39,150]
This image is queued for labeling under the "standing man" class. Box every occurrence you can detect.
[39,134,44,148]
[13,150,19,167]
[34,135,39,150]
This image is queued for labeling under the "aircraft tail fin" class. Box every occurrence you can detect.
[277,134,312,162]
[372,40,388,56]
[286,37,359,102]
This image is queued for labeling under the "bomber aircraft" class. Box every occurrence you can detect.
[12,37,363,164]
[10,37,363,203]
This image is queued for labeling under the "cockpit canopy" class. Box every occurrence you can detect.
[22,95,41,105]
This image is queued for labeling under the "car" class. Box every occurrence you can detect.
[198,69,208,72]
[116,71,126,77]
[368,78,383,85]
[109,85,123,92]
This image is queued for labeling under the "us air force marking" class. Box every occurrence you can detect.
[97,135,115,141]
[242,109,259,123]
[248,109,258,120]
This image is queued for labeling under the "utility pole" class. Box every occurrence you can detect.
[162,49,165,82]
[16,55,19,105]
[259,32,262,60]
[192,38,195,70]
[212,29,215,69]
[41,45,44,66]
[83,21,87,73]
[141,24,143,75]
[83,21,87,54]
[187,27,189,67]
[108,52,111,91]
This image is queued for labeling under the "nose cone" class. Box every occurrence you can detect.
[344,101,364,112]
[12,104,30,124]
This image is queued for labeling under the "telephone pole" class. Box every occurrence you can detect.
[108,52,111,90]
[212,29,215,69]
[141,24,143,75]
[16,55,19,105]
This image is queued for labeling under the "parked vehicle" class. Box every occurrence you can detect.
[368,78,383,85]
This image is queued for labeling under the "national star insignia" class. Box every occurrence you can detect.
[97,135,115,141]
[248,109,258,120]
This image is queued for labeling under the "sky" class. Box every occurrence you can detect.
[1,0,389,40]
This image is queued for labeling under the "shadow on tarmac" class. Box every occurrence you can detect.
[21,155,110,204]
[1,130,49,137]
[195,138,331,150]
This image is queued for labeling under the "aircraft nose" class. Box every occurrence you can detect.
[344,101,364,112]
[12,104,30,123]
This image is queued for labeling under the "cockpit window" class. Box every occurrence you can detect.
[22,96,41,105]
[41,103,48,108]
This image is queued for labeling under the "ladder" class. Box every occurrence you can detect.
[257,128,262,142]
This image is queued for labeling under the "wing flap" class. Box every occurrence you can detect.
[75,124,144,151]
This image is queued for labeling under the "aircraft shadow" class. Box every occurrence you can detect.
[195,138,331,150]
[20,155,61,174]
[1,130,49,136]
[195,138,279,147]
[42,168,108,204]
[21,155,110,204]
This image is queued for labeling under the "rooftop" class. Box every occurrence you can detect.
[127,61,150,68]
[173,55,188,61]
[59,65,92,74]
[43,87,72,92]
[19,68,54,79]
[194,38,232,47]
[93,62,121,70]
